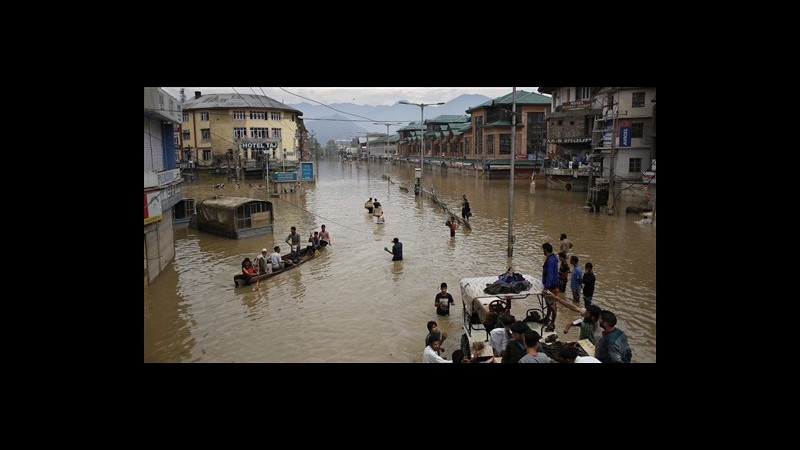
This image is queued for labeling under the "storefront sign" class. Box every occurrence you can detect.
[619,127,631,147]
[561,100,593,110]
[300,162,314,181]
[144,191,163,225]
[157,168,181,186]
[241,142,278,149]
[273,171,297,182]
[160,184,182,210]
[546,137,591,143]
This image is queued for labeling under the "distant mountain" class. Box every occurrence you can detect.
[292,93,492,142]
[307,114,368,144]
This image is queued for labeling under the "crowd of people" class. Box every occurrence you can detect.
[423,231,633,363]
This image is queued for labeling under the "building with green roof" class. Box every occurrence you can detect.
[462,90,551,178]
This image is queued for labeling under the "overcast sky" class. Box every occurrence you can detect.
[162,87,542,106]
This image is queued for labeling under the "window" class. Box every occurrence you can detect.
[271,112,282,121]
[271,128,282,139]
[200,112,209,121]
[174,135,179,146]
[233,111,246,120]
[576,87,590,100]
[182,130,190,140]
[250,111,266,120]
[250,127,268,139]
[486,134,494,155]
[632,92,645,108]
[475,116,483,154]
[629,157,642,173]
[203,149,211,161]
[557,120,563,126]
[234,128,247,139]
[632,122,644,138]
[584,117,594,134]
[526,112,545,156]
[465,137,471,154]
[183,113,189,122]
[201,129,210,140]
[499,134,511,154]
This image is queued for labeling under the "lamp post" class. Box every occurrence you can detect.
[373,122,402,160]
[399,100,445,184]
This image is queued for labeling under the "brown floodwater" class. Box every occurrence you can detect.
[144,159,655,362]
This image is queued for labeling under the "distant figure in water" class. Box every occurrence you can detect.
[447,215,458,237]
[461,195,471,221]
[384,238,403,261]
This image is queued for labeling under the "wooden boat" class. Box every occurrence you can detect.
[233,242,327,287]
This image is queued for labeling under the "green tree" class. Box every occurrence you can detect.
[324,139,338,156]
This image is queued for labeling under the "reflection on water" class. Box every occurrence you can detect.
[144,159,655,362]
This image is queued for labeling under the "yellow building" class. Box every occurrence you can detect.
[179,91,304,168]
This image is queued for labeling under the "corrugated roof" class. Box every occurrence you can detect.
[428,115,470,123]
[466,90,551,112]
[183,93,302,114]
[199,196,271,209]
[399,122,422,131]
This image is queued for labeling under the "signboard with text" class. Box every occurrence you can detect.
[619,127,631,147]
[273,171,298,182]
[300,162,314,181]
[144,191,163,225]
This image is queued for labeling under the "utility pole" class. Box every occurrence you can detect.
[606,90,619,215]
[508,87,516,258]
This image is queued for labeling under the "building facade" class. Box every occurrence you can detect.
[144,87,183,286]
[593,87,656,182]
[179,92,304,169]
[464,90,551,161]
[538,87,602,164]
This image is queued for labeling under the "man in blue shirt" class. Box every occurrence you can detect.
[384,237,403,261]
[541,242,559,332]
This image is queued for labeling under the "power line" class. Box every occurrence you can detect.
[278,87,379,123]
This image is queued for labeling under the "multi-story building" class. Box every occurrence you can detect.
[397,122,423,159]
[594,87,656,182]
[537,87,602,162]
[424,115,471,159]
[463,90,551,178]
[179,91,304,170]
[144,87,183,286]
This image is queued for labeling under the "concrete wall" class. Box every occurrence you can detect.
[144,208,174,286]
[144,116,165,173]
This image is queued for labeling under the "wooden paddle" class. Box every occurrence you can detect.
[384,247,393,255]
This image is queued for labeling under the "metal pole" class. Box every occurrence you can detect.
[420,104,425,182]
[508,87,516,258]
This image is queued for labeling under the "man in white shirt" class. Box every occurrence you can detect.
[269,246,285,271]
[489,315,515,357]
[423,336,451,363]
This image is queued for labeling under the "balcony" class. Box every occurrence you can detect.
[545,108,601,120]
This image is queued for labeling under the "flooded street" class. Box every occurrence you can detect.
[144,159,655,362]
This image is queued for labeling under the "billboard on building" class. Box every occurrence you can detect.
[144,191,163,225]
[300,162,314,181]
[619,127,631,147]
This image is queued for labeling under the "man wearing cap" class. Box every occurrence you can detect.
[257,248,270,274]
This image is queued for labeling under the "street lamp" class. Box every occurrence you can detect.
[373,122,402,159]
[399,100,445,182]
